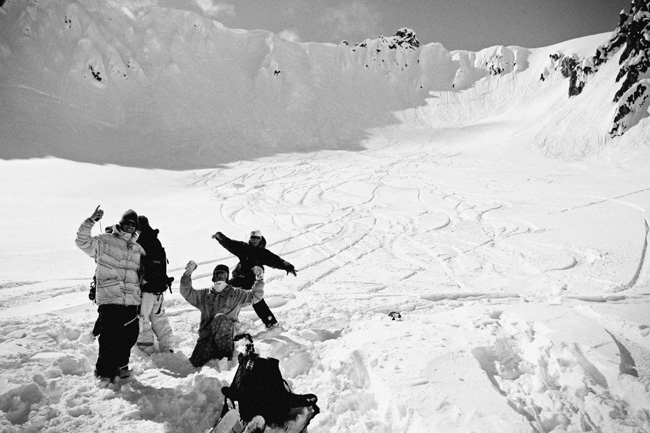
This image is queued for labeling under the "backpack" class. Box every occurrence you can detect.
[137,222,173,294]
[219,336,319,428]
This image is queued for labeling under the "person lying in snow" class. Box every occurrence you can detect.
[180,260,265,367]
[75,206,143,384]
[212,230,296,330]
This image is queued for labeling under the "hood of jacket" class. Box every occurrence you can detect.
[109,224,140,244]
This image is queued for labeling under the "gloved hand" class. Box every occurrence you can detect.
[89,205,104,222]
[252,266,264,281]
[88,276,97,301]
[284,262,297,276]
[211,232,223,241]
[185,261,197,275]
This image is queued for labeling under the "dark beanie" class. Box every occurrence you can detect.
[119,209,139,229]
[212,264,229,281]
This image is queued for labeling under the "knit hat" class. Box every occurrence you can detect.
[212,264,230,281]
[119,209,139,229]
[250,229,262,238]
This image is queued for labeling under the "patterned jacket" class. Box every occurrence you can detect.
[180,274,264,338]
[75,218,144,306]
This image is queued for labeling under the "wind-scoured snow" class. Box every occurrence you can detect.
[1,0,650,432]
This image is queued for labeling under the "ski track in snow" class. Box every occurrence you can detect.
[2,168,650,433]
[2,132,650,431]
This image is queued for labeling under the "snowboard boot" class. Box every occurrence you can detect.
[94,370,114,388]
[118,367,132,379]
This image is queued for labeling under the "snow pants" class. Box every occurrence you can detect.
[252,299,278,328]
[229,276,278,328]
[92,315,101,337]
[95,304,139,379]
[189,314,235,367]
[137,292,173,353]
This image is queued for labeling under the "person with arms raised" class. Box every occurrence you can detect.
[180,261,265,367]
[212,230,297,329]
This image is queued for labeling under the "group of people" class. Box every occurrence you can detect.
[75,206,297,384]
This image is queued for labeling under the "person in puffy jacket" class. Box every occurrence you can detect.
[75,206,144,384]
[212,230,296,329]
[181,260,264,367]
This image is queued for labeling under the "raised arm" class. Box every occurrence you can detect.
[179,261,205,309]
[259,248,297,276]
[212,231,249,258]
[233,266,265,305]
[75,205,104,259]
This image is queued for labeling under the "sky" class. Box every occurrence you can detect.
[1,0,650,432]
[182,0,632,50]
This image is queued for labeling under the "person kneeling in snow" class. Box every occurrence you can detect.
[180,261,264,367]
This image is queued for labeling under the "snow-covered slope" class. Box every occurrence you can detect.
[1,1,649,433]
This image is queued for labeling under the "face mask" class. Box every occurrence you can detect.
[212,281,227,293]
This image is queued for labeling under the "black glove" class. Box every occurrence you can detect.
[89,278,96,302]
[285,263,297,277]
[89,205,103,222]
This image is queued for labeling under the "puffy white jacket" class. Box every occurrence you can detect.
[76,218,144,306]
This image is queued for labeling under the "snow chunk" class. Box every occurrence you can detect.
[0,382,46,425]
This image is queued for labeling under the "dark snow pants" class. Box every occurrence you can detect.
[92,314,101,337]
[189,314,234,367]
[95,304,139,379]
[229,276,278,327]
[252,299,278,328]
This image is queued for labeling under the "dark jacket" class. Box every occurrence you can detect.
[215,232,294,289]
[136,221,172,293]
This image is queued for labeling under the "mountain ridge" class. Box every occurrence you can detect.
[0,0,647,169]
